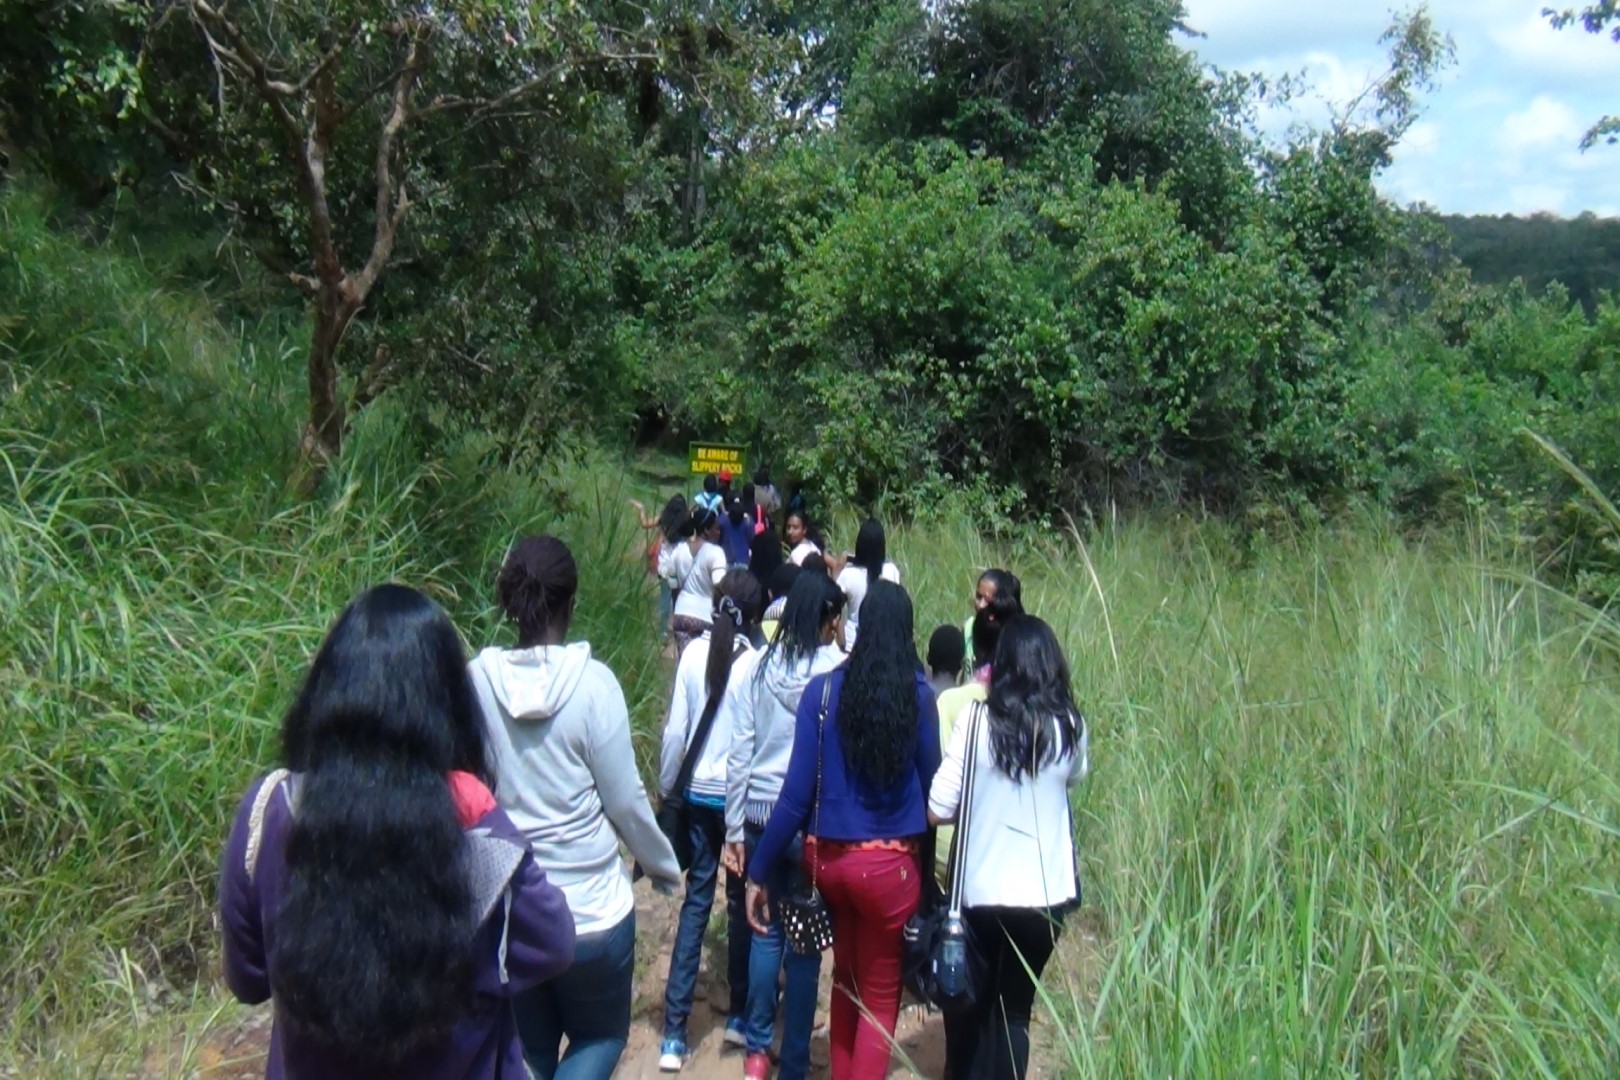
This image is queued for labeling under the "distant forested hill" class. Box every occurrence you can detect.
[1440,212,1620,313]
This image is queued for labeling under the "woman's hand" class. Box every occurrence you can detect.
[722,841,746,877]
[745,881,772,934]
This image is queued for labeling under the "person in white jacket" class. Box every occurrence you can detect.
[657,570,766,1072]
[670,508,728,658]
[720,572,847,1080]
[927,615,1089,1080]
[470,535,682,1080]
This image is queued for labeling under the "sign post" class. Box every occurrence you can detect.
[688,442,747,478]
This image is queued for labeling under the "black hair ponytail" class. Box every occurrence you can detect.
[708,570,765,700]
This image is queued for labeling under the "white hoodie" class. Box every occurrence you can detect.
[470,643,681,934]
[659,633,752,802]
[723,642,844,843]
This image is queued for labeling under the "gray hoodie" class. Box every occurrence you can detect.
[470,643,680,934]
[723,642,844,843]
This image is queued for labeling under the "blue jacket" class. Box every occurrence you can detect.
[718,512,755,566]
[747,667,941,883]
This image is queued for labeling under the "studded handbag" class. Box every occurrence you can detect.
[780,677,836,955]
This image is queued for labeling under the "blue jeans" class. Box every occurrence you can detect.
[663,802,750,1040]
[513,910,635,1080]
[744,822,822,1080]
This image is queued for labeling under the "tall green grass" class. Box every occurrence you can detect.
[889,515,1618,1077]
[0,185,663,1055]
[4,185,1617,1074]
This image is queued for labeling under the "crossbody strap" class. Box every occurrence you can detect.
[946,703,984,917]
[245,768,291,884]
[808,675,833,891]
[670,638,747,798]
[677,541,705,594]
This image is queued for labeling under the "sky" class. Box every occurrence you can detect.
[1179,1,1618,216]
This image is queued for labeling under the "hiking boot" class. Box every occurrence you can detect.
[659,1038,688,1072]
[744,1051,772,1080]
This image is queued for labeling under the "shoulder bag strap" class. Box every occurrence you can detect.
[245,767,291,884]
[678,543,704,593]
[670,639,747,799]
[946,703,984,917]
[808,674,832,891]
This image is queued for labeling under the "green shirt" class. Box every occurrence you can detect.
[933,682,987,885]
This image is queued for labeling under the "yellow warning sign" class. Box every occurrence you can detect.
[689,442,746,477]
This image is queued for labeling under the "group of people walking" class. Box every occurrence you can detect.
[219,477,1088,1080]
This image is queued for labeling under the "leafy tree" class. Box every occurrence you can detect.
[1,1,771,475]
[157,1,695,470]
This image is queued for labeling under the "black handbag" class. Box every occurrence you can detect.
[656,648,735,872]
[780,677,835,955]
[902,704,986,1015]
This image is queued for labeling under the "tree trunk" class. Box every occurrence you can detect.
[301,286,358,472]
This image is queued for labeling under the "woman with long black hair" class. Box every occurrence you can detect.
[963,569,1023,672]
[471,537,683,1080]
[745,581,941,1080]
[928,616,1089,1080]
[834,518,902,652]
[219,585,577,1079]
[723,572,846,1080]
[657,570,766,1071]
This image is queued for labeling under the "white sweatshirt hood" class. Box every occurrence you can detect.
[763,643,842,715]
[474,643,593,722]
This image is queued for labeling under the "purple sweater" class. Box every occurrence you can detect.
[220,772,576,1079]
[747,668,941,884]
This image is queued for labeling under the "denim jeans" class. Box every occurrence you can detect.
[512,909,636,1080]
[744,822,822,1080]
[664,802,749,1040]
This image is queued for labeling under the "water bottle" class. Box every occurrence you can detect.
[937,914,967,996]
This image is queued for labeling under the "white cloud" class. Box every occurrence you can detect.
[1398,121,1441,160]
[1490,13,1617,83]
[1499,96,1585,158]
[1180,0,1619,215]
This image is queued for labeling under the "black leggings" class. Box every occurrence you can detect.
[943,905,1064,1080]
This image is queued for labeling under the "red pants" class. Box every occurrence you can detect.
[810,843,922,1080]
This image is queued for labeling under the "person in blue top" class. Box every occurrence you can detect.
[717,493,756,569]
[693,474,723,515]
[744,580,941,1080]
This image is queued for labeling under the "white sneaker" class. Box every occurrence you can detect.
[659,1038,688,1072]
[723,1017,747,1048]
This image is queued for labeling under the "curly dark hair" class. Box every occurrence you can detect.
[496,536,578,647]
[274,584,488,1065]
[658,496,689,544]
[837,580,920,787]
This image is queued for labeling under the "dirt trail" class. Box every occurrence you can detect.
[135,874,1091,1079]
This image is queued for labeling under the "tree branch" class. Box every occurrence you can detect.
[353,28,428,301]
[187,0,345,288]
